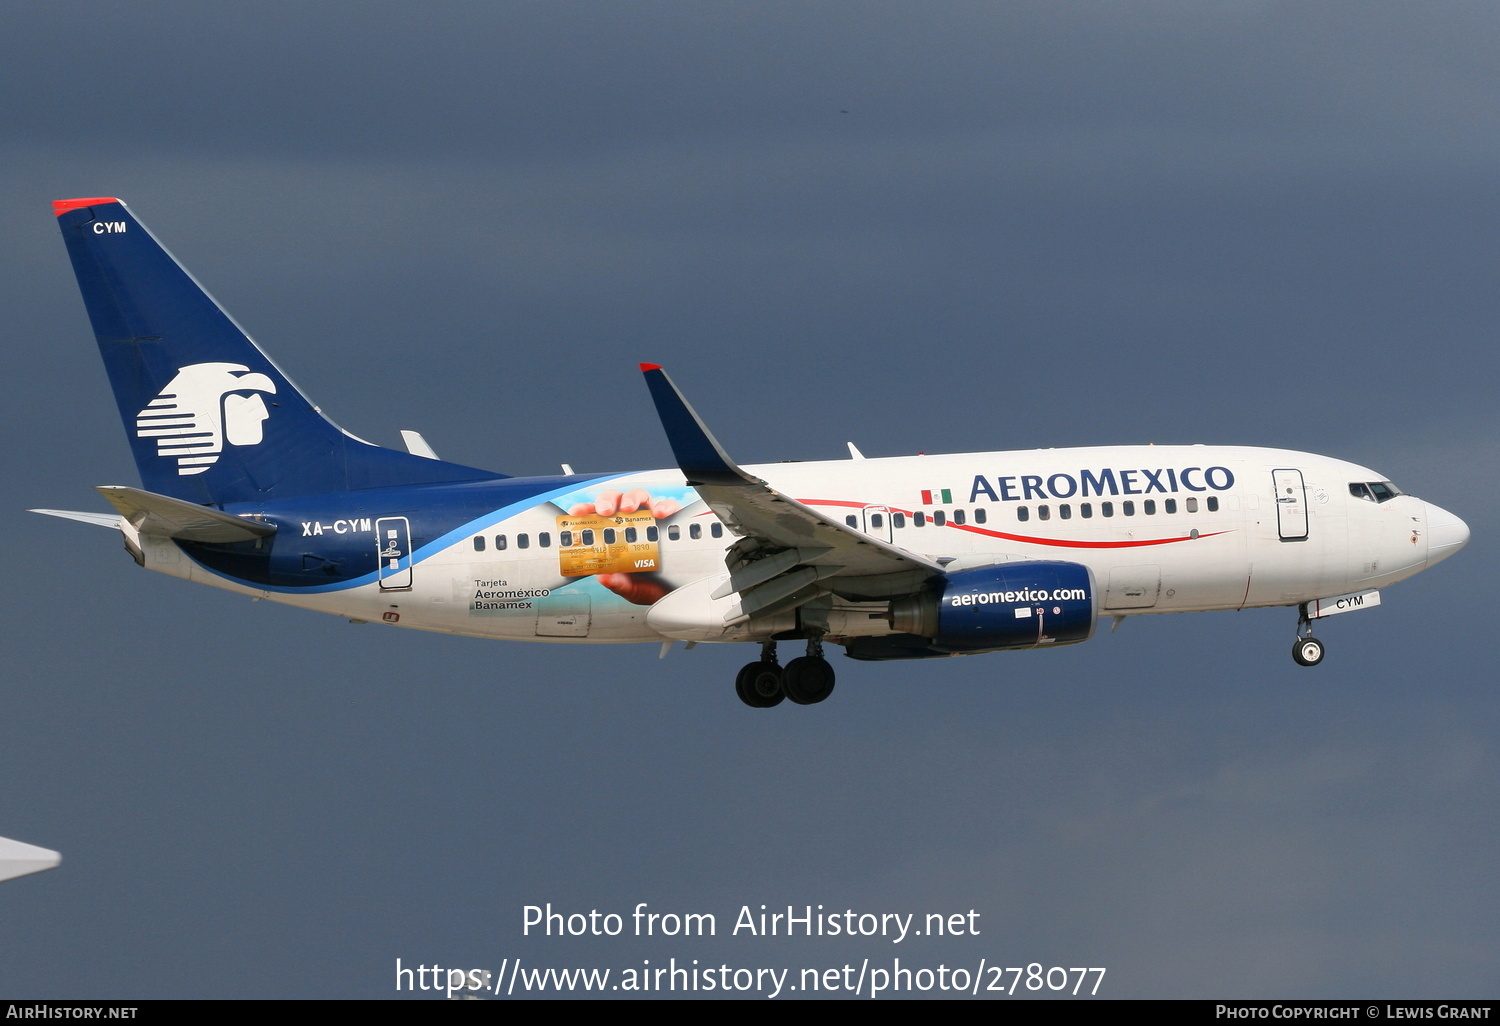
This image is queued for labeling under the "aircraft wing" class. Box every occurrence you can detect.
[639,365,940,614]
[0,835,60,884]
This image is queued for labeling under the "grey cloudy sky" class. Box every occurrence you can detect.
[1,1,1495,998]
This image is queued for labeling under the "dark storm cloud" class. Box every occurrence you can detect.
[9,2,1500,168]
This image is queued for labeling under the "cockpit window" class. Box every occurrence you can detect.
[1350,481,1403,503]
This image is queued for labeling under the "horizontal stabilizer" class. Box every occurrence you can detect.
[96,485,276,543]
[0,836,60,884]
[28,508,121,529]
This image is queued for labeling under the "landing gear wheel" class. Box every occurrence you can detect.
[781,656,836,705]
[735,661,784,707]
[1292,637,1325,667]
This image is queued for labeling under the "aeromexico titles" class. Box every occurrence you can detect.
[37,197,1470,710]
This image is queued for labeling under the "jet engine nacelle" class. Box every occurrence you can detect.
[888,560,1097,652]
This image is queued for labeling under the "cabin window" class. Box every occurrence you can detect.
[538,532,551,548]
[933,510,947,526]
[624,527,638,543]
[603,529,616,544]
[646,526,658,542]
[473,536,485,552]
[1017,506,1030,522]
[1144,500,1156,515]
[710,523,724,538]
[973,508,986,524]
[559,531,573,546]
[870,513,884,529]
[1206,497,1219,512]
[1080,503,1093,519]
[1101,502,1114,518]
[914,512,927,527]
[1186,497,1198,513]
[667,525,680,540]
[1059,504,1072,520]
[1164,499,1177,514]
[517,534,530,549]
[1123,501,1135,516]
[495,534,508,550]
[893,512,906,528]
[581,529,594,545]
[690,524,702,540]
[952,509,966,525]
[1038,505,1051,521]
[846,515,858,528]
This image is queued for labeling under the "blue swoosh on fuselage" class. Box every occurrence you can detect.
[180,472,629,593]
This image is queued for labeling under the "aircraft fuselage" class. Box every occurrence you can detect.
[129,444,1458,648]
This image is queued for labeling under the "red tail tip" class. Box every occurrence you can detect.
[639,363,662,372]
[53,197,120,217]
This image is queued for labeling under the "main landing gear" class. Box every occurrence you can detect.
[734,638,837,708]
[1291,605,1325,667]
[734,642,784,708]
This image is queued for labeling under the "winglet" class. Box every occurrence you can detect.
[639,365,756,486]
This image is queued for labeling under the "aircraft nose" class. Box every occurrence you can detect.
[1425,501,1470,567]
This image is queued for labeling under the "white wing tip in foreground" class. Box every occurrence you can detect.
[0,835,61,883]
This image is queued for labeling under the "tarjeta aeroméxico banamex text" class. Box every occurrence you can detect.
[36,198,1470,708]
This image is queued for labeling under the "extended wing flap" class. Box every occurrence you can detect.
[639,365,941,601]
[96,485,276,543]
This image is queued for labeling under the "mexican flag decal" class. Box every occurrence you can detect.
[920,488,953,505]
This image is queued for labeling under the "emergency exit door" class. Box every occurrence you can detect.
[376,516,413,590]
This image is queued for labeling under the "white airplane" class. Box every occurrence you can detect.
[36,198,1469,708]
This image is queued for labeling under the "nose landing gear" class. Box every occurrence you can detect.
[1292,605,1325,666]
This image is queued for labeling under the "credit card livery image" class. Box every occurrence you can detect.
[556,509,661,577]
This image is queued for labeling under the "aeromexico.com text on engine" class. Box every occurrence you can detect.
[948,588,1087,607]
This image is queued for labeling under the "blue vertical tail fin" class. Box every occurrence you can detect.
[53,198,503,505]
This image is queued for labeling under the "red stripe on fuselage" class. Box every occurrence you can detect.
[799,498,1230,549]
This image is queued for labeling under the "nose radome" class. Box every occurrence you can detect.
[1425,502,1470,567]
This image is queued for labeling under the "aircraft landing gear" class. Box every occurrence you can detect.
[781,635,836,705]
[1292,637,1325,666]
[1292,605,1325,667]
[735,641,784,708]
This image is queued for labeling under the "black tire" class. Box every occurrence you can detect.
[781,656,836,705]
[1292,637,1325,667]
[735,661,784,707]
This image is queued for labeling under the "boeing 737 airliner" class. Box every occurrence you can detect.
[35,198,1470,708]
